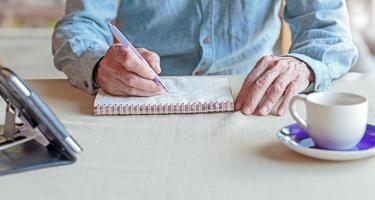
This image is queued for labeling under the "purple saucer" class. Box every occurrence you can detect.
[281,123,375,151]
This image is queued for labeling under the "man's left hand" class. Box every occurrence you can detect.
[234,55,314,116]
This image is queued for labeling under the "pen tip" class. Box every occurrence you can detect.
[159,82,168,92]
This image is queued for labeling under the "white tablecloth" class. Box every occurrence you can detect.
[0,73,374,200]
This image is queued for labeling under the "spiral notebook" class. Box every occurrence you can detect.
[94,77,234,115]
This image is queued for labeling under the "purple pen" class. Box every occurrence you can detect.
[108,24,169,92]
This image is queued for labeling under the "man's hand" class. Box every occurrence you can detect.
[96,43,163,96]
[234,55,314,116]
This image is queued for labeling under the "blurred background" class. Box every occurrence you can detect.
[0,0,66,79]
[0,0,374,80]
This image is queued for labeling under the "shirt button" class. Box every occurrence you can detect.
[203,36,211,44]
[195,70,205,75]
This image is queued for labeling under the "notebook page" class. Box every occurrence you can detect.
[94,77,234,106]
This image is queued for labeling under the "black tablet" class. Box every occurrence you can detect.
[0,66,82,175]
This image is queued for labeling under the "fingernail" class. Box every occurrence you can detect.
[259,107,269,115]
[278,108,285,116]
[147,72,156,79]
[242,107,252,115]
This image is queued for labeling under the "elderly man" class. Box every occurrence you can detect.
[52,0,357,116]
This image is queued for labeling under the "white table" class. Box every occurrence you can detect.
[0,73,374,200]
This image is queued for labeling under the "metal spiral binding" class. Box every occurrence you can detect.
[94,101,234,115]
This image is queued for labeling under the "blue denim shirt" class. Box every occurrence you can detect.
[52,0,357,94]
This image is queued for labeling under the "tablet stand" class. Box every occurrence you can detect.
[0,100,49,151]
[0,100,75,176]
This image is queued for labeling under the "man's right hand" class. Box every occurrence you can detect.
[96,43,164,96]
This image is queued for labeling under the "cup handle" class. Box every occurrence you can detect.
[289,94,308,130]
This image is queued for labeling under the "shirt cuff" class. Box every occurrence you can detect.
[92,57,104,94]
[286,53,331,93]
[58,44,107,95]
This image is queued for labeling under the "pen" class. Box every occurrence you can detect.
[108,24,169,92]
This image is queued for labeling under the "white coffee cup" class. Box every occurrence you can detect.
[289,92,368,150]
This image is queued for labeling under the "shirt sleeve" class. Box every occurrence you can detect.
[284,0,358,92]
[52,0,118,94]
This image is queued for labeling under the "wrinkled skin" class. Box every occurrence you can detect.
[235,55,314,116]
[96,43,163,96]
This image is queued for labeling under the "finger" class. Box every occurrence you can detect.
[137,48,161,74]
[110,43,156,79]
[123,85,164,97]
[256,72,293,116]
[241,60,285,115]
[235,55,275,110]
[100,75,127,96]
[128,87,163,97]
[276,74,310,116]
[104,86,161,97]
[115,81,163,97]
[98,58,162,95]
[115,70,163,93]
[104,74,163,97]
[276,81,299,116]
